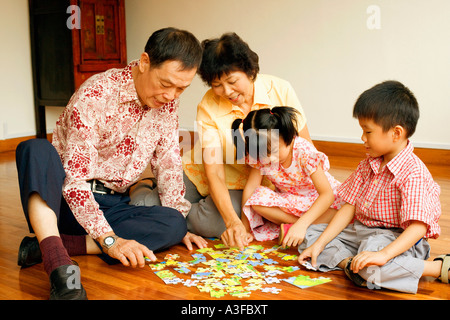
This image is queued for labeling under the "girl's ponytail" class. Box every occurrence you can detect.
[231,118,245,160]
[271,106,299,146]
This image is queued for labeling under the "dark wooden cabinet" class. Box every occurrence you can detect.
[29,0,127,138]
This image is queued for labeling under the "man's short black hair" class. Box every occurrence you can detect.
[353,80,419,138]
[144,27,202,70]
[199,32,259,86]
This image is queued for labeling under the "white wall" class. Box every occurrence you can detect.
[126,0,450,149]
[0,0,35,140]
[1,0,449,149]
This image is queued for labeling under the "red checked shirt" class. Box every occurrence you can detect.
[53,60,191,239]
[338,141,441,239]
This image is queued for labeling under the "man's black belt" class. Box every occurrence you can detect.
[88,180,120,195]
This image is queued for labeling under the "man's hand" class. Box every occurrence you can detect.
[221,220,250,250]
[182,232,208,250]
[105,236,156,268]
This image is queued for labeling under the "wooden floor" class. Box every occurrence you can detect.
[0,149,449,302]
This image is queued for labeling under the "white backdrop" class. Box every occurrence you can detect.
[1,0,449,149]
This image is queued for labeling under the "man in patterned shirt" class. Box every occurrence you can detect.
[16,27,207,299]
[298,81,449,293]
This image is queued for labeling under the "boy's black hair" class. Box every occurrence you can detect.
[199,33,260,86]
[353,80,419,138]
[231,106,299,161]
[144,27,202,70]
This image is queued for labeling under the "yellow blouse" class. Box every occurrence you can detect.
[182,74,307,196]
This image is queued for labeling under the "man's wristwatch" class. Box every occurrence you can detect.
[102,235,118,250]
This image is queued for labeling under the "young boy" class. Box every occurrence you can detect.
[297,80,449,294]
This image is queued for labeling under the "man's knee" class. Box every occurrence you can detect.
[16,139,61,172]
[17,138,53,157]
[158,207,187,245]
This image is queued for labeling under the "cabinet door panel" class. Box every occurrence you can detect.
[80,0,101,60]
[103,1,121,59]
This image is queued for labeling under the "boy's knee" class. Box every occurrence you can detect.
[359,233,396,253]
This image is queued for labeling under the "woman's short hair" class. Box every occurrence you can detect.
[199,33,260,86]
[144,27,202,70]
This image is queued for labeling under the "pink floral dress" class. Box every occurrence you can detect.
[243,137,344,241]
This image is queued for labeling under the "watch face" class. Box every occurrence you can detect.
[105,237,115,246]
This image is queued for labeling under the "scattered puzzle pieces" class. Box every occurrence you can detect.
[283,275,332,289]
[264,276,281,284]
[174,266,191,274]
[164,254,180,260]
[301,261,318,271]
[261,287,282,294]
[149,243,331,298]
[210,289,226,298]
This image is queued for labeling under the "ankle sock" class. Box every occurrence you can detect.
[60,234,87,256]
[39,236,73,275]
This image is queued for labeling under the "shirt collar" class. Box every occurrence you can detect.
[119,60,141,104]
[368,140,414,175]
[252,75,273,106]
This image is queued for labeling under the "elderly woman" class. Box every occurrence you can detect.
[131,33,311,249]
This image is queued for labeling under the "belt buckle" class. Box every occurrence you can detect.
[91,180,107,195]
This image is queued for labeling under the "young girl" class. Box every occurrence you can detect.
[232,106,344,248]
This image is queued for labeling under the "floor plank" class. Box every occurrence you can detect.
[0,150,449,301]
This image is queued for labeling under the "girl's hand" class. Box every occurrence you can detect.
[281,222,307,248]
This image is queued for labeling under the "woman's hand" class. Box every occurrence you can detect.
[221,219,250,250]
[182,232,208,250]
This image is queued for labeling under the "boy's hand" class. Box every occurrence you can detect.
[351,250,389,273]
[298,243,324,269]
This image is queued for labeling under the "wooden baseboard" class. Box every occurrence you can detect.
[0,135,52,153]
[2,133,448,168]
[313,140,450,168]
